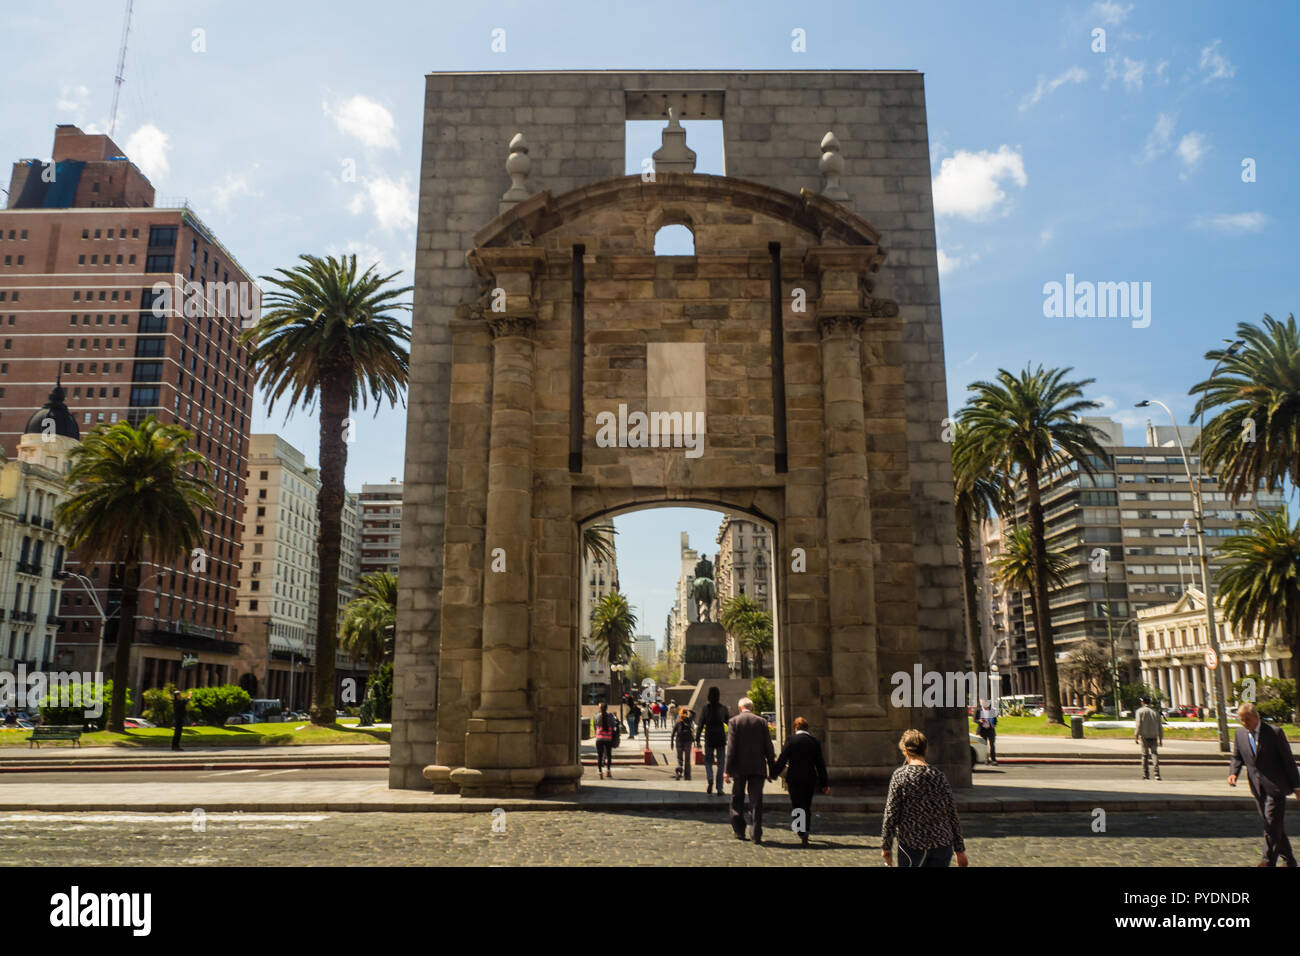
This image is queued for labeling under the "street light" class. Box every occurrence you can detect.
[1099,604,1136,718]
[58,570,110,677]
[1134,392,1234,752]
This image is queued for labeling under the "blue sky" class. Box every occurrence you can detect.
[2,0,1295,645]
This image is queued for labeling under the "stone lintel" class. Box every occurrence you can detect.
[803,244,883,276]
[468,246,549,280]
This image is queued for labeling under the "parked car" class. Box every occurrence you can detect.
[226,713,253,725]
[760,711,777,727]
[1169,706,1200,719]
[122,717,155,729]
[969,733,989,767]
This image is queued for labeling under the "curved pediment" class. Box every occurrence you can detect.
[471,173,885,257]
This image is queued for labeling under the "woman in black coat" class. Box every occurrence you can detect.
[771,717,828,845]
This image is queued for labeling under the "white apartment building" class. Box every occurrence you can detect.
[359,480,402,576]
[715,513,773,676]
[235,434,320,707]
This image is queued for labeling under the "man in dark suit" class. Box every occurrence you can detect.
[1228,701,1300,867]
[771,716,829,845]
[171,690,187,752]
[724,697,776,844]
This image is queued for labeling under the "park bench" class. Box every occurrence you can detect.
[27,725,83,748]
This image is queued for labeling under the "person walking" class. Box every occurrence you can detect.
[724,697,776,844]
[1134,696,1163,780]
[170,689,188,752]
[627,700,640,740]
[594,701,616,779]
[671,710,694,780]
[880,729,968,868]
[771,717,829,845]
[695,686,730,795]
[976,699,998,765]
[1228,701,1300,866]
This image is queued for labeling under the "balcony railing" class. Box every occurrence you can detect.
[15,561,40,576]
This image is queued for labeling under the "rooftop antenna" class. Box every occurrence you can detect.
[108,0,134,139]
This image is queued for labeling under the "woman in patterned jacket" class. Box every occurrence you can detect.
[880,729,969,867]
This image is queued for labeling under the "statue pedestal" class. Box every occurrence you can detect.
[681,622,730,683]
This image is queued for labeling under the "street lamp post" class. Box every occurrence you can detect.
[59,571,109,677]
[1100,605,1136,718]
[1135,385,1238,752]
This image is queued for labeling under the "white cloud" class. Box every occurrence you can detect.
[324,95,399,150]
[937,248,979,276]
[1192,211,1269,234]
[1091,1,1133,25]
[347,175,417,231]
[1019,66,1088,111]
[1140,113,1176,162]
[1198,39,1236,83]
[1105,56,1147,91]
[56,84,90,115]
[205,169,262,215]
[932,146,1027,220]
[1176,132,1208,177]
[123,123,170,180]
[1039,227,1054,245]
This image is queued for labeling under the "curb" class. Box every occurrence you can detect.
[0,796,1257,814]
[0,761,389,774]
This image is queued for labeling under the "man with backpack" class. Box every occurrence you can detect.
[594,701,617,779]
[695,686,730,795]
[671,710,694,780]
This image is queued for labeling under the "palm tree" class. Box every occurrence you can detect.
[952,424,1006,675]
[590,592,637,700]
[1216,507,1300,718]
[240,254,411,724]
[582,524,618,566]
[55,418,214,732]
[338,571,398,666]
[990,525,1071,601]
[720,594,765,677]
[740,610,774,677]
[961,367,1107,723]
[1190,315,1300,500]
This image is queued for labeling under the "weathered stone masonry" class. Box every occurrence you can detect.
[393,71,967,795]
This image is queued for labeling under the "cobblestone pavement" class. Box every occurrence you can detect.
[0,809,1283,866]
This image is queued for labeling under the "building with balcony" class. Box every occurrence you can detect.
[358,480,402,576]
[980,416,1284,705]
[1,125,255,700]
[579,526,618,702]
[1136,587,1291,709]
[714,513,773,677]
[0,383,76,673]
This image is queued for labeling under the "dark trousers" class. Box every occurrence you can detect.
[171,723,183,750]
[1253,788,1295,865]
[675,745,691,779]
[730,774,766,841]
[789,783,815,842]
[984,728,997,762]
[897,844,954,867]
[595,739,613,772]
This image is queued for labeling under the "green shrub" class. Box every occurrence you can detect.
[748,676,775,715]
[141,683,180,725]
[38,681,128,730]
[368,663,393,722]
[186,684,252,726]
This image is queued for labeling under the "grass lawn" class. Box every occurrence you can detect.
[0,721,390,749]
[973,715,1300,741]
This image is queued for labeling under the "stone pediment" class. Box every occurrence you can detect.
[471,174,886,259]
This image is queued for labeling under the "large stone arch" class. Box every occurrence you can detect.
[408,172,952,796]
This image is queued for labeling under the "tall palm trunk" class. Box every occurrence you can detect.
[108,555,141,732]
[957,510,987,675]
[311,370,350,724]
[1024,461,1064,723]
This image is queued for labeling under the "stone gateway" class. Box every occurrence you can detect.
[391,71,967,796]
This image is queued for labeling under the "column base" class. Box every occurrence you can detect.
[449,766,546,797]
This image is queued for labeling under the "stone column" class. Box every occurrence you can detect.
[818,311,881,716]
[1191,665,1201,707]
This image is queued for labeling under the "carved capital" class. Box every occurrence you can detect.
[488,314,536,339]
[818,313,865,339]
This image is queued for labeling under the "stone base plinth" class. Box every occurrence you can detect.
[449,766,546,797]
[681,622,730,683]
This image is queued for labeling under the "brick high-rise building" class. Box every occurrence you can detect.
[0,125,257,698]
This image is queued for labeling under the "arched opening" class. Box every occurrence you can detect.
[576,502,783,790]
[653,223,694,256]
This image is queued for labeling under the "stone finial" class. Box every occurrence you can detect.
[651,107,697,175]
[819,131,849,201]
[500,132,531,207]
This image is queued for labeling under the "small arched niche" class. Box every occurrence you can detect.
[653,223,695,256]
